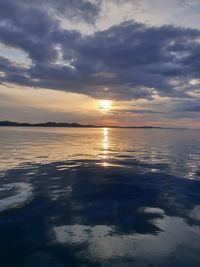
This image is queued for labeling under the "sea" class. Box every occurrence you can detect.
[0,126,200,267]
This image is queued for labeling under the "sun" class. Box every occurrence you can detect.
[99,100,112,111]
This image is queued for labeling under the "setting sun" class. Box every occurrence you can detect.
[99,100,112,112]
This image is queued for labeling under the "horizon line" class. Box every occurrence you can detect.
[0,120,196,130]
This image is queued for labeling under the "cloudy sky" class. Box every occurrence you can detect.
[0,0,200,127]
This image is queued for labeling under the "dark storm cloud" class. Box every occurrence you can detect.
[0,0,200,101]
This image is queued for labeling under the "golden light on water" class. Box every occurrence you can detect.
[102,128,109,167]
[99,100,112,112]
[103,128,109,152]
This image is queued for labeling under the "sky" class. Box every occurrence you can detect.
[0,0,200,128]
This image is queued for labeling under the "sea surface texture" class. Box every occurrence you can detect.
[0,127,200,267]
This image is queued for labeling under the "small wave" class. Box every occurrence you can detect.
[0,182,33,212]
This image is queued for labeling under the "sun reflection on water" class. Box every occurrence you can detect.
[0,127,200,179]
[102,128,109,167]
[103,128,109,151]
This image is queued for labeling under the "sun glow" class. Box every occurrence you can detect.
[99,100,112,111]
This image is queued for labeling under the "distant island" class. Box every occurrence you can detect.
[0,120,169,129]
[0,121,95,128]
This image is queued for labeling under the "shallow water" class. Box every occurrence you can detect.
[0,127,200,267]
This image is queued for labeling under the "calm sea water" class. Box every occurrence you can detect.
[0,127,200,267]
